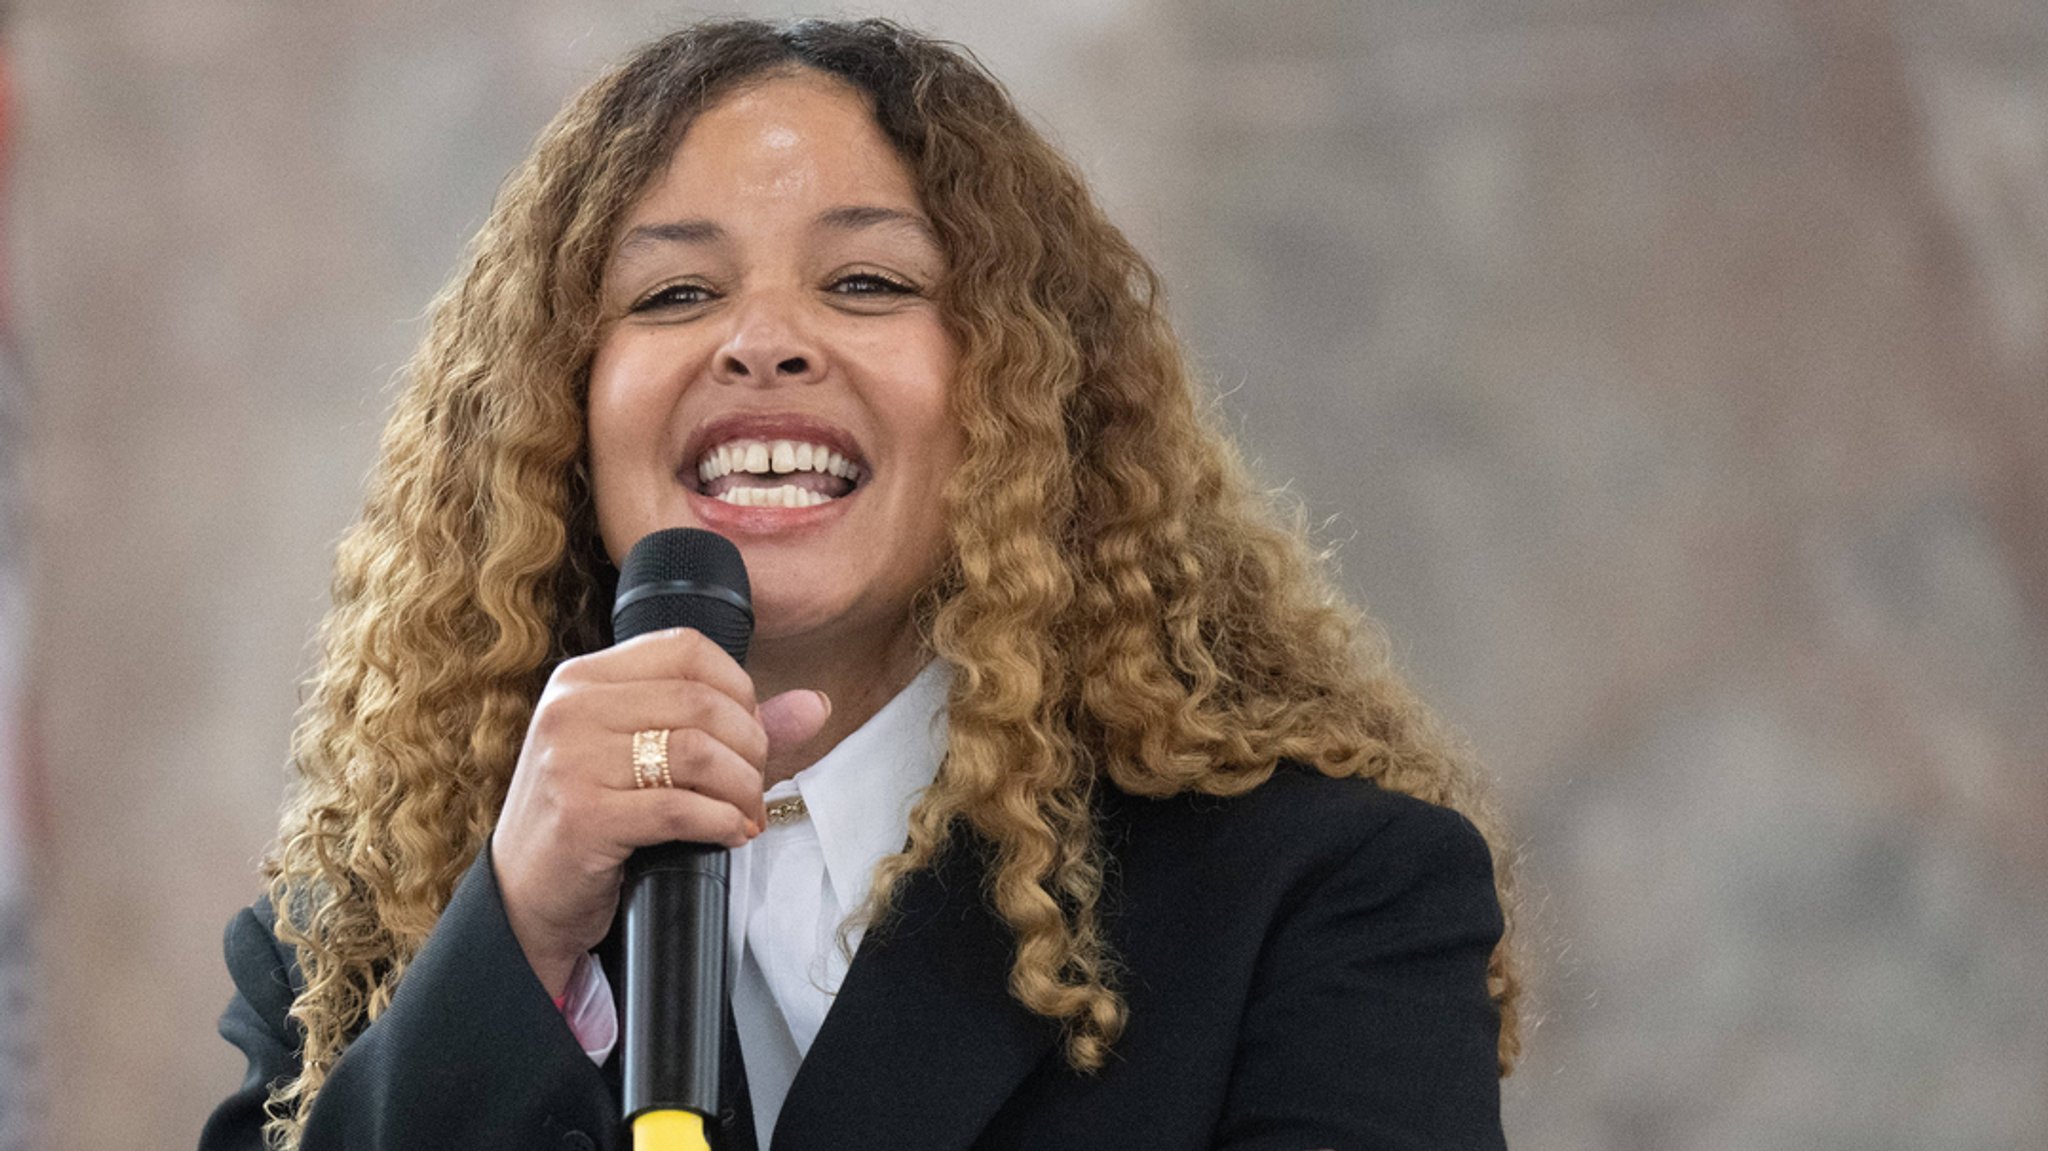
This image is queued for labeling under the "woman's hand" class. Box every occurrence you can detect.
[490,627,831,998]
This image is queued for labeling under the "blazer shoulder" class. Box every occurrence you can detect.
[1267,767,1497,899]
[1207,770,1508,1150]
[222,897,304,1042]
[1099,763,1497,934]
[1110,762,1484,858]
[1251,761,1477,825]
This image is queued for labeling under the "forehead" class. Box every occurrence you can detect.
[637,69,921,219]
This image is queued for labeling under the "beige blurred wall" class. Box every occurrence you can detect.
[13,0,2048,1148]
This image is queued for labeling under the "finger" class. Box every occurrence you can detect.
[642,726,768,826]
[569,678,769,771]
[568,627,758,710]
[599,785,758,853]
[759,689,832,754]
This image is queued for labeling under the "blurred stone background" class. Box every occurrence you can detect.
[7,0,2046,1147]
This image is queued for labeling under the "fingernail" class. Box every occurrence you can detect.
[744,818,761,838]
[812,690,832,715]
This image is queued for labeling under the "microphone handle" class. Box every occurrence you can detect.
[621,843,726,1124]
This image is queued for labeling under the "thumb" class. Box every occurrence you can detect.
[758,689,832,752]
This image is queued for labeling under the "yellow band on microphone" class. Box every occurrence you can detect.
[632,1108,710,1151]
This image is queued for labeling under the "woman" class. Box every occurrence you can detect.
[203,18,1521,1151]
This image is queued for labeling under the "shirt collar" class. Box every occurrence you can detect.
[774,659,950,916]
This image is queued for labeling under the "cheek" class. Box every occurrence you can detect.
[901,331,964,464]
[587,342,654,443]
[584,339,678,558]
[588,332,693,457]
[585,362,632,497]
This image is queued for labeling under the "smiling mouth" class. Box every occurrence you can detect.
[694,437,866,508]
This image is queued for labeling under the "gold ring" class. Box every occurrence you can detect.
[631,728,672,789]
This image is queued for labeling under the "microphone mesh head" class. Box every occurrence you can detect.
[613,528,753,662]
[618,528,750,602]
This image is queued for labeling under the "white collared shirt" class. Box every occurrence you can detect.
[560,660,951,1141]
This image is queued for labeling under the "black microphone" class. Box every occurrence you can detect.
[612,527,752,1138]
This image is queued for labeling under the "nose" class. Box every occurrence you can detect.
[713,291,822,386]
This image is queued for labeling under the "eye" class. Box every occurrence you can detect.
[829,271,918,297]
[629,280,718,313]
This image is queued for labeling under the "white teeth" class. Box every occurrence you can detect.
[693,437,862,483]
[713,484,829,509]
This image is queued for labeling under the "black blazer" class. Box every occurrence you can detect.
[201,768,1506,1151]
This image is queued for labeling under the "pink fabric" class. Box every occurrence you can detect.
[556,952,617,1064]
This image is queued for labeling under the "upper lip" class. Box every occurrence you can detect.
[679,412,868,488]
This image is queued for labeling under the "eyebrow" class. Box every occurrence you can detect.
[612,204,940,260]
[815,204,940,246]
[614,218,726,258]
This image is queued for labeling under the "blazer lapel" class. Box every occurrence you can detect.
[715,1005,760,1151]
[769,835,1059,1151]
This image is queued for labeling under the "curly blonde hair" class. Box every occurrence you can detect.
[261,17,1521,1147]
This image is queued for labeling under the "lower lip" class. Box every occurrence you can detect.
[685,485,858,535]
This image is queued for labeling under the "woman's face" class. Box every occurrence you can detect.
[588,70,962,666]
